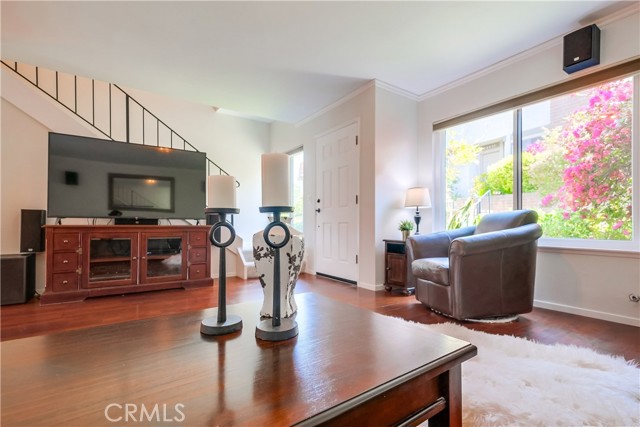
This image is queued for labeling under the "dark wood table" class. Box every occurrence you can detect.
[1,293,476,426]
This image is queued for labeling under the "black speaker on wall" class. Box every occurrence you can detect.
[20,209,46,253]
[563,24,601,74]
[1,254,36,305]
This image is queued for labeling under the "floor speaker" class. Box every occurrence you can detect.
[1,254,36,305]
[20,209,46,253]
[563,24,600,74]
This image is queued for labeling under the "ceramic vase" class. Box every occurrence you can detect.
[252,225,304,318]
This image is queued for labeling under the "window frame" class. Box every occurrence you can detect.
[433,71,639,253]
[287,146,304,232]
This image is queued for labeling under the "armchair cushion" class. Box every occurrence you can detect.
[412,257,449,286]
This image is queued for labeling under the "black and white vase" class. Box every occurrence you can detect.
[252,225,304,318]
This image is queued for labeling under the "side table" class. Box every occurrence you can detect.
[383,239,414,295]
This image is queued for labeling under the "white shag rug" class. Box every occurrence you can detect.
[422,322,640,427]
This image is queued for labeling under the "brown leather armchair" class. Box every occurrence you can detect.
[406,210,542,321]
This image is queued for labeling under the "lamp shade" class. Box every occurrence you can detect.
[404,187,431,208]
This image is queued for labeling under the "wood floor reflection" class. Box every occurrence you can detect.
[1,273,637,361]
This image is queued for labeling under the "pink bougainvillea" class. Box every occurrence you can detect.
[535,78,633,240]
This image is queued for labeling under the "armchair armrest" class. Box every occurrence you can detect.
[450,223,542,257]
[407,226,475,260]
[406,226,475,288]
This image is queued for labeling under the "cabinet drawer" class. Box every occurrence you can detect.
[189,231,208,247]
[52,253,78,272]
[188,264,207,280]
[53,233,80,251]
[51,272,79,292]
[189,247,207,263]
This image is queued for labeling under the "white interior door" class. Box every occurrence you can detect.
[315,122,359,283]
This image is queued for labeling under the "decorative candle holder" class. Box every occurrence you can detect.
[201,207,243,336]
[255,206,299,341]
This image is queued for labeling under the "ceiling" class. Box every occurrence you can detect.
[1,1,635,123]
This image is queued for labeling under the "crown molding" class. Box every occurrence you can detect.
[295,80,376,127]
[295,79,421,127]
[374,80,420,101]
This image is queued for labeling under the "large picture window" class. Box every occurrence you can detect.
[439,75,637,247]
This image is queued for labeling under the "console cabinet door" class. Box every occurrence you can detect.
[82,232,138,289]
[140,232,188,283]
[385,253,407,287]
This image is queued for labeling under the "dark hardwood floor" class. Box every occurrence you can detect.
[2,273,638,362]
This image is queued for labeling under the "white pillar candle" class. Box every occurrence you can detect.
[261,153,290,207]
[208,175,236,209]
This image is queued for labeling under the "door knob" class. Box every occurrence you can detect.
[315,208,321,213]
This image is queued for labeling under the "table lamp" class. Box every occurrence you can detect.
[404,187,431,235]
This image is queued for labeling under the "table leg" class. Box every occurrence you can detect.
[429,365,462,427]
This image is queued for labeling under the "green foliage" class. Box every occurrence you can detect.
[447,196,477,230]
[446,137,481,200]
[473,153,538,196]
[398,220,414,231]
[526,129,566,198]
[537,210,631,241]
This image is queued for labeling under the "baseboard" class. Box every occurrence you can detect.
[533,299,640,327]
[212,272,237,279]
[358,282,384,292]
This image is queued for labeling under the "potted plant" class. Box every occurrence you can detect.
[398,220,414,241]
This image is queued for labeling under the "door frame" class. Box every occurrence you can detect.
[313,119,360,284]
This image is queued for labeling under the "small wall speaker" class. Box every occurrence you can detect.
[563,24,600,74]
[65,171,79,185]
[1,254,36,305]
[20,209,46,253]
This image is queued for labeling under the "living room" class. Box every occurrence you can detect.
[1,2,639,426]
[3,1,639,324]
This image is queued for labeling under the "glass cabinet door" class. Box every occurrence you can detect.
[83,232,138,288]
[141,233,187,283]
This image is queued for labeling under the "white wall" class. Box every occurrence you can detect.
[271,84,419,289]
[374,87,418,288]
[1,99,50,287]
[417,9,640,326]
[271,84,377,287]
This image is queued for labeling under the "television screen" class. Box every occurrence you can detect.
[47,132,206,220]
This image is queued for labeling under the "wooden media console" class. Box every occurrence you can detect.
[41,225,212,304]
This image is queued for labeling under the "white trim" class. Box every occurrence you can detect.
[297,79,420,127]
[374,80,420,101]
[296,81,375,127]
[313,118,361,141]
[420,39,561,102]
[358,282,384,292]
[538,245,639,259]
[533,299,640,327]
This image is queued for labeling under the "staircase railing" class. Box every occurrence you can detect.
[1,60,238,186]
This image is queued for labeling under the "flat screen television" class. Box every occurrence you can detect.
[47,132,207,221]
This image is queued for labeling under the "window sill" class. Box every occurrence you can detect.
[537,244,640,259]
